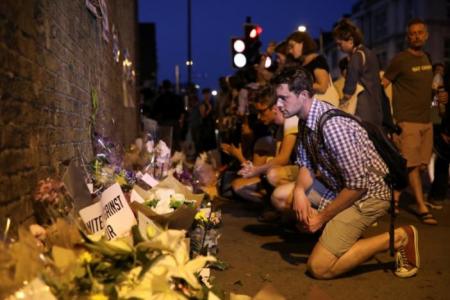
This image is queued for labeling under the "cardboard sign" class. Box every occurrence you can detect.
[79,201,104,235]
[100,183,136,240]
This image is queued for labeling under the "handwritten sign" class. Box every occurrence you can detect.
[100,183,136,240]
[79,201,104,234]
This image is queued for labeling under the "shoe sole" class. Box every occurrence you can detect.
[411,225,420,268]
[425,202,443,210]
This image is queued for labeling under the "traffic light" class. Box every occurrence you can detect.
[231,37,247,68]
[231,23,263,69]
[243,23,262,66]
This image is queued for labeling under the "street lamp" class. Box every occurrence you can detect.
[298,25,307,32]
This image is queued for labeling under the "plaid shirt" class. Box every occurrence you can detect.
[296,99,391,210]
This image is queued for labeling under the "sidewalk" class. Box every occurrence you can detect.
[213,195,450,300]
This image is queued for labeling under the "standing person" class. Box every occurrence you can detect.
[333,19,383,126]
[382,18,448,225]
[197,88,217,153]
[286,31,339,107]
[429,64,449,204]
[152,80,185,151]
[272,65,420,279]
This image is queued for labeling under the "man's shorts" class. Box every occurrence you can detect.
[319,197,389,257]
[394,122,433,168]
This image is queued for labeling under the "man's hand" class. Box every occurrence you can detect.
[237,161,256,178]
[305,211,325,233]
[293,190,312,223]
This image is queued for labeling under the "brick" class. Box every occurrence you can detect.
[0,149,34,174]
[1,0,139,225]
[1,124,31,149]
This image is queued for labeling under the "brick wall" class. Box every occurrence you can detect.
[0,0,139,226]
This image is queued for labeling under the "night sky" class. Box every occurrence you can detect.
[138,0,357,91]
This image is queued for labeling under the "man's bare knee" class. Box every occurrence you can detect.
[307,257,334,280]
[307,243,339,279]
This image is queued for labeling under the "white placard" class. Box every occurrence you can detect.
[141,173,159,187]
[100,183,136,240]
[79,201,104,234]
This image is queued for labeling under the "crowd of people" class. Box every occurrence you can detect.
[144,18,449,280]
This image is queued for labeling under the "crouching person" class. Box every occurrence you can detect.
[272,66,420,279]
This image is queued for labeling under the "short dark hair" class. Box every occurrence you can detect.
[202,88,211,94]
[255,85,276,107]
[286,31,317,55]
[407,18,427,30]
[332,19,364,46]
[271,66,314,97]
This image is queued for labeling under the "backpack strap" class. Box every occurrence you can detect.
[302,109,354,191]
[317,109,389,178]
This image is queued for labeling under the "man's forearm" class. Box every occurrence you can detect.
[319,188,366,223]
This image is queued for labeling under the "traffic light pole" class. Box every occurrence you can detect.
[187,0,192,85]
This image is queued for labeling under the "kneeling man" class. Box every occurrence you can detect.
[272,66,419,279]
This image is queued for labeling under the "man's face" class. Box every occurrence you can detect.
[276,83,302,118]
[407,23,428,50]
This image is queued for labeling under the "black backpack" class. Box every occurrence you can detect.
[316,109,408,190]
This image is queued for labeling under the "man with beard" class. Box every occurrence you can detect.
[382,19,448,225]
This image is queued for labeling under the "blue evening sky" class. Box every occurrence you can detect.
[138,0,357,90]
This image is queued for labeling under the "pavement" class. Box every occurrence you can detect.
[212,193,450,300]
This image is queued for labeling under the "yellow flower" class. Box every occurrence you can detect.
[115,173,127,186]
[89,293,108,300]
[195,211,207,222]
[79,251,93,264]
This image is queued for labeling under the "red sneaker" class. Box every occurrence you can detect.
[395,225,420,278]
